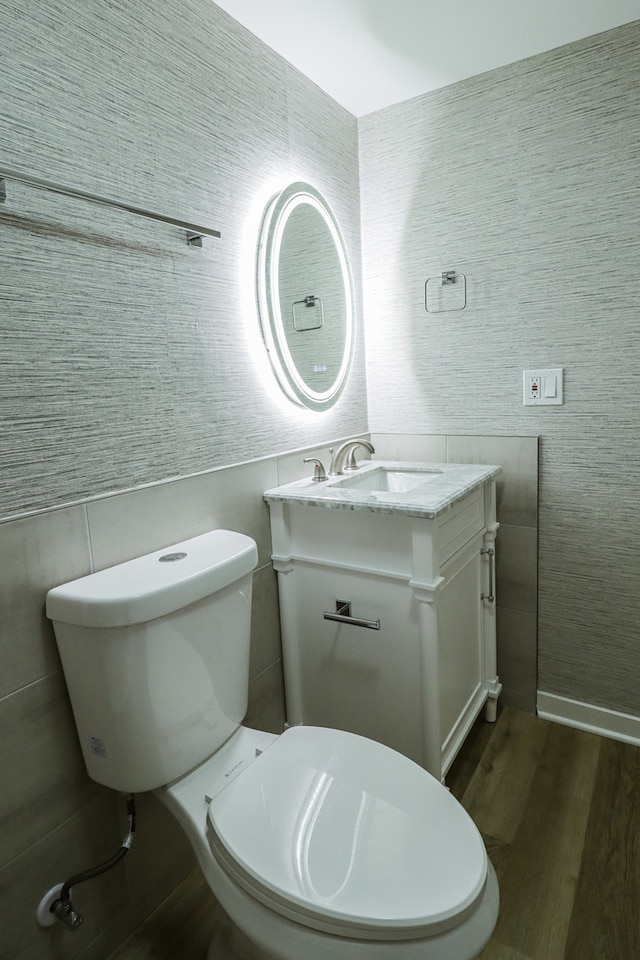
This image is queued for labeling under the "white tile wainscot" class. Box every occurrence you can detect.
[264,462,502,781]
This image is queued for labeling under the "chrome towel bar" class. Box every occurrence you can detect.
[323,599,381,631]
[0,165,221,246]
[481,547,495,603]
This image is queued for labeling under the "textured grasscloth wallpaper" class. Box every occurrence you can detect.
[2,1,639,721]
[359,22,640,716]
[0,0,367,520]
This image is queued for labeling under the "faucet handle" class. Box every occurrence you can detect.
[303,458,328,482]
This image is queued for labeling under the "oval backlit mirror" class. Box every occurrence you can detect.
[257,182,354,411]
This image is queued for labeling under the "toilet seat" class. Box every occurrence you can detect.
[207,726,488,942]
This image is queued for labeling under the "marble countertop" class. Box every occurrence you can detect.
[264,460,501,519]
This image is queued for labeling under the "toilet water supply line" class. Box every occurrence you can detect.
[49,794,136,930]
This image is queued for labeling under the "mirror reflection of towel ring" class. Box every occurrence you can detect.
[292,295,324,332]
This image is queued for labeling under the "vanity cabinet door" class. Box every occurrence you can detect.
[278,563,427,767]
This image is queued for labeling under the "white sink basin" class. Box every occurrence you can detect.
[333,467,442,493]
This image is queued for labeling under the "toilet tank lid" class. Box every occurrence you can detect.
[46,529,258,628]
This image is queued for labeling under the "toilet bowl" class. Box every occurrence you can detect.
[161,724,499,960]
[46,529,498,960]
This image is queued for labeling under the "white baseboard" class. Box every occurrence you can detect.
[537,691,640,747]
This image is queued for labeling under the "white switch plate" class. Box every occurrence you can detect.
[523,368,564,405]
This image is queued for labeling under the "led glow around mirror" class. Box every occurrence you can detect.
[257,182,354,412]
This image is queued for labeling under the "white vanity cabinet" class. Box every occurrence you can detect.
[265,463,501,782]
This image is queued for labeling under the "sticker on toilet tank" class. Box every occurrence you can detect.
[89,736,108,758]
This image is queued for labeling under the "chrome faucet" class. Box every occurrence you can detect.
[328,438,375,476]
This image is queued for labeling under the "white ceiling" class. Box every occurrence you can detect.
[213,0,639,116]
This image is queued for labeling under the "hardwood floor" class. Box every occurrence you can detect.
[108,708,640,960]
[448,708,640,960]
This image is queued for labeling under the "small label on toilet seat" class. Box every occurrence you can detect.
[204,754,251,803]
[202,731,276,803]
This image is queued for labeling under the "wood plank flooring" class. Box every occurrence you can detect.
[108,707,640,960]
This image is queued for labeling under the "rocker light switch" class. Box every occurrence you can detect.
[523,368,564,405]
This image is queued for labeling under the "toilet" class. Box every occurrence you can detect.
[46,529,499,960]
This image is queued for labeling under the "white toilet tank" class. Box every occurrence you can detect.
[46,529,259,793]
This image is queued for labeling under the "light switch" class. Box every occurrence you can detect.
[523,368,564,405]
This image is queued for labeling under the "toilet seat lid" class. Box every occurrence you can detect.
[207,726,488,940]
